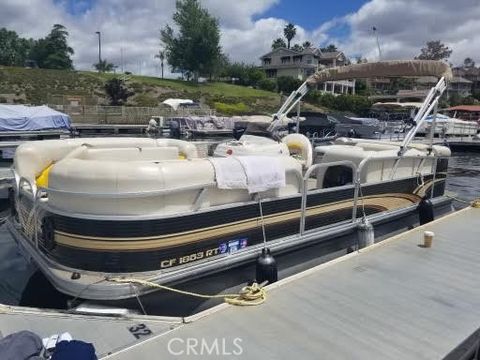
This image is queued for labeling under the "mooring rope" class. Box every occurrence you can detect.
[445,194,480,207]
[107,278,266,306]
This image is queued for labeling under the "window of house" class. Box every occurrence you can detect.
[281,56,291,64]
[263,58,271,65]
[293,55,302,64]
[266,69,277,78]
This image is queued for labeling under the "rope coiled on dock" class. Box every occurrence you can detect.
[107,278,266,306]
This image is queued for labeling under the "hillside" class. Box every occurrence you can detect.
[0,66,326,115]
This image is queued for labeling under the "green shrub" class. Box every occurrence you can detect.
[257,79,276,92]
[134,93,158,107]
[214,101,249,115]
[308,93,372,116]
[277,76,302,93]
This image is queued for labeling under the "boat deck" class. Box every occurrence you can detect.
[0,206,479,359]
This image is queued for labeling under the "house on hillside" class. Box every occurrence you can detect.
[368,75,472,98]
[416,76,472,97]
[452,67,480,94]
[259,47,355,95]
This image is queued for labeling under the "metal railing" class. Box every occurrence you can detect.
[299,161,357,235]
[299,154,445,237]
[49,104,216,125]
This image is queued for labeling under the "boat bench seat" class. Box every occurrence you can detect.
[76,147,180,161]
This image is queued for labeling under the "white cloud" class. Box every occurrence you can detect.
[3,0,480,78]
[331,0,480,65]
[1,0,292,76]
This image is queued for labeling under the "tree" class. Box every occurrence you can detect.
[271,37,287,50]
[105,78,132,105]
[283,23,296,49]
[415,40,452,61]
[161,0,222,81]
[321,44,338,53]
[277,76,302,93]
[302,41,312,49]
[220,61,265,86]
[463,57,475,69]
[155,50,165,78]
[291,44,303,52]
[30,24,74,69]
[356,57,368,64]
[0,28,32,66]
[94,59,115,72]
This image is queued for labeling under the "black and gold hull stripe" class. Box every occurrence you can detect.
[27,174,446,272]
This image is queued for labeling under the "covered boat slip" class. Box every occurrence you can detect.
[96,206,478,359]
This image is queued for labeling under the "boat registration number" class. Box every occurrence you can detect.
[160,247,221,269]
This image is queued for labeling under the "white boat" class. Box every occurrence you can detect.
[417,113,479,137]
[8,60,455,311]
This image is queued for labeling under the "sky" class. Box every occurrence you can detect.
[2,0,480,77]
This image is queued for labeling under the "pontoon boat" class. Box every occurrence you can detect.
[8,60,455,312]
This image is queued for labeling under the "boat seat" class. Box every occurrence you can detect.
[76,147,180,161]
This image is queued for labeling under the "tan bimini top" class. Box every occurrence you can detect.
[306,60,453,85]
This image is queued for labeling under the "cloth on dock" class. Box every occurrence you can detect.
[209,156,286,193]
[0,330,43,360]
[209,157,248,190]
[236,156,286,193]
[51,340,97,360]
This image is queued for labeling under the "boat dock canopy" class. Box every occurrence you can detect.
[105,206,480,359]
[307,60,453,84]
[446,105,480,112]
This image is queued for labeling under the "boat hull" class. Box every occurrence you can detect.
[12,194,453,315]
[10,171,449,307]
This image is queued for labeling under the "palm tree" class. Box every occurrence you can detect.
[94,59,115,72]
[283,23,296,49]
[302,41,312,49]
[155,50,165,79]
[271,38,287,50]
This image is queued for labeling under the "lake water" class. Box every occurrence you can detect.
[0,152,478,306]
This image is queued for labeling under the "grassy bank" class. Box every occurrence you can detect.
[0,66,307,115]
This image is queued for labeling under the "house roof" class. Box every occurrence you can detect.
[319,51,343,60]
[260,46,323,59]
[447,105,480,112]
[453,67,480,76]
[260,47,298,59]
[451,76,472,83]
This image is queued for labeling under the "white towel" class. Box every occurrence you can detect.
[209,157,247,190]
[236,156,286,193]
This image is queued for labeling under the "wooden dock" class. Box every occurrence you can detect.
[71,123,147,137]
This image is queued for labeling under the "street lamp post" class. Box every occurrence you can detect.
[372,26,382,60]
[95,31,102,68]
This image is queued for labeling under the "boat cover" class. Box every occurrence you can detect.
[162,98,194,110]
[307,60,453,85]
[0,105,71,131]
[168,116,236,131]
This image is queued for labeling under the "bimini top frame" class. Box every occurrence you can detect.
[271,60,453,154]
